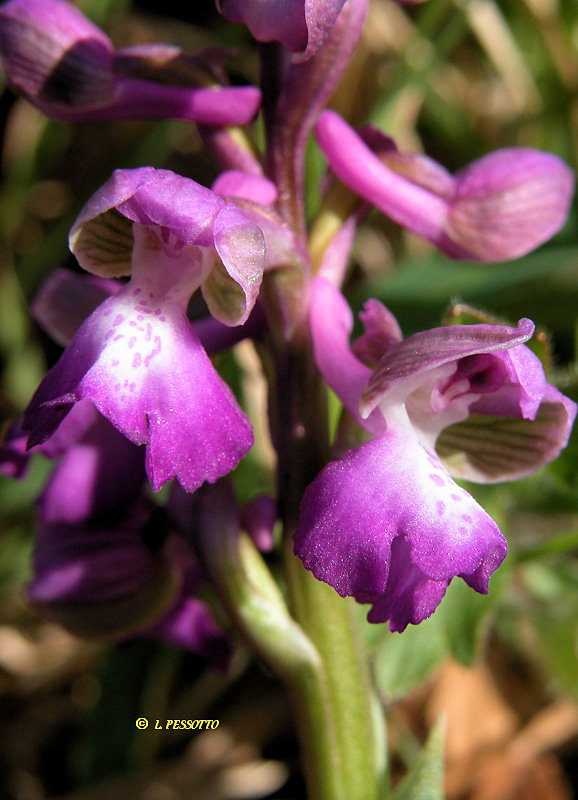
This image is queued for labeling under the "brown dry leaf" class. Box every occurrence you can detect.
[419,658,578,800]
[470,702,578,800]
[426,658,519,795]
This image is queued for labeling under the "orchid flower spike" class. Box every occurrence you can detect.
[217,0,347,61]
[0,0,261,124]
[294,278,576,631]
[23,168,266,493]
[315,110,574,261]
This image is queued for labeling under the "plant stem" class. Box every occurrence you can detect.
[262,274,386,798]
[189,481,345,800]
[257,25,386,795]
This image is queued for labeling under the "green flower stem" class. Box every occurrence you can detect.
[284,542,388,800]
[256,30,387,791]
[191,482,344,800]
[231,537,345,800]
[261,273,387,798]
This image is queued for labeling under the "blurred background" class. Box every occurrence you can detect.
[0,0,577,797]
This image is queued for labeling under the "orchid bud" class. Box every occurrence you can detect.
[0,0,261,124]
[316,110,574,262]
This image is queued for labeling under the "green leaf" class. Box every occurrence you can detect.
[359,246,578,342]
[392,716,446,800]
[521,562,578,699]
[81,641,164,782]
[438,572,504,666]
[370,569,505,701]
[371,611,448,702]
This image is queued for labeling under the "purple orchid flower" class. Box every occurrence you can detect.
[27,410,230,667]
[0,0,261,124]
[29,514,230,666]
[315,110,574,261]
[216,0,346,60]
[293,278,576,631]
[144,535,232,670]
[29,514,231,667]
[27,408,164,636]
[241,494,278,552]
[23,167,266,493]
[1,265,266,480]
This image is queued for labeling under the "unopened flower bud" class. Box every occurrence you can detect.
[0,0,261,124]
[316,110,574,262]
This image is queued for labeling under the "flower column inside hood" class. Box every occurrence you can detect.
[294,278,576,631]
[23,167,266,493]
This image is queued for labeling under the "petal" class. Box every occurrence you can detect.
[310,277,384,435]
[436,384,577,483]
[70,168,226,279]
[218,0,349,59]
[295,439,395,599]
[361,318,535,418]
[105,82,262,127]
[23,309,104,446]
[365,538,449,631]
[449,148,575,261]
[146,593,232,669]
[70,169,266,306]
[38,412,146,525]
[468,345,546,420]
[301,0,348,60]
[0,0,261,125]
[0,418,33,478]
[144,534,232,669]
[70,168,156,277]
[218,0,308,52]
[24,287,254,493]
[30,520,159,605]
[141,326,254,492]
[38,399,99,459]
[28,514,179,638]
[359,124,455,198]
[224,199,306,272]
[0,0,114,112]
[294,427,507,629]
[212,171,278,206]
[31,268,121,346]
[116,170,224,247]
[316,112,574,261]
[205,202,265,325]
[352,298,403,366]
[315,111,459,254]
[193,303,267,355]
